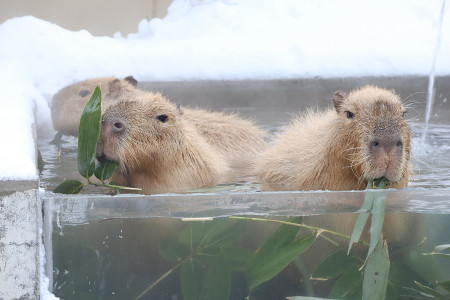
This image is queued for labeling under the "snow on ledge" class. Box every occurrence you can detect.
[0,0,449,180]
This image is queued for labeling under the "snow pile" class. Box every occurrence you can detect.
[0,0,449,180]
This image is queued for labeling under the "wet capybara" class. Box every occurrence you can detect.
[256,85,416,246]
[96,92,229,194]
[51,77,267,165]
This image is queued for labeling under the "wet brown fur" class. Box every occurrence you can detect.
[51,77,267,163]
[97,93,228,194]
[256,85,416,246]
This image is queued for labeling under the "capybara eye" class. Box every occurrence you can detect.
[345,110,355,119]
[156,114,168,123]
[372,141,379,147]
[397,141,403,147]
[79,89,90,97]
[114,122,123,130]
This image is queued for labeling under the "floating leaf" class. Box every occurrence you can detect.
[248,232,316,290]
[311,249,357,280]
[77,86,102,179]
[328,263,362,298]
[287,297,338,300]
[423,244,450,259]
[199,254,231,300]
[54,180,84,194]
[94,157,118,182]
[362,239,390,300]
[181,258,205,300]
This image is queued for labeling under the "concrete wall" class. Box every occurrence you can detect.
[0,0,173,36]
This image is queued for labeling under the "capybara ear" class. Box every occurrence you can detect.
[176,103,184,115]
[333,91,347,113]
[124,75,138,87]
[109,79,122,98]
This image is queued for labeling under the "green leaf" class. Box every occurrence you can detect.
[179,222,207,252]
[248,232,316,290]
[37,149,44,175]
[221,246,253,272]
[403,247,440,284]
[414,281,449,300]
[53,180,84,194]
[181,258,205,300]
[367,190,386,259]
[363,239,390,300]
[438,280,450,293]
[287,297,338,300]
[199,254,231,300]
[423,244,450,259]
[94,157,118,182]
[159,239,186,263]
[248,217,303,270]
[311,249,358,280]
[328,263,363,298]
[77,86,102,179]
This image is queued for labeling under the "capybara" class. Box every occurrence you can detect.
[96,92,229,194]
[51,77,267,164]
[256,85,416,246]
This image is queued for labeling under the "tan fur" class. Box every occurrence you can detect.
[51,76,143,136]
[51,77,267,163]
[256,85,416,246]
[97,93,228,194]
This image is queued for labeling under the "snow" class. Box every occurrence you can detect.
[0,0,445,180]
[0,0,449,178]
[0,1,448,298]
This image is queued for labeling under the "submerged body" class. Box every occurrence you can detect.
[256,85,415,245]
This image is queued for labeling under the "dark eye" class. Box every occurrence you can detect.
[156,114,168,123]
[79,89,90,97]
[344,110,355,119]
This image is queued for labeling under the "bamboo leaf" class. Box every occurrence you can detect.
[367,190,386,258]
[53,180,84,194]
[362,239,390,300]
[328,263,363,298]
[221,246,253,272]
[77,86,102,179]
[248,217,303,270]
[438,280,450,293]
[181,259,205,300]
[159,239,186,263]
[311,249,358,280]
[94,157,118,182]
[414,281,449,300]
[248,232,316,290]
[199,254,231,300]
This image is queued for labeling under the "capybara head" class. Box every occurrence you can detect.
[332,85,411,184]
[96,93,184,175]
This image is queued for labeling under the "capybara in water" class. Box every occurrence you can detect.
[96,92,229,194]
[256,85,415,246]
[51,76,142,136]
[51,77,267,164]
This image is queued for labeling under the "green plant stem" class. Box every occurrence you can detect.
[229,216,369,247]
[91,182,142,191]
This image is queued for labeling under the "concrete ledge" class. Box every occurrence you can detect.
[0,188,40,300]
